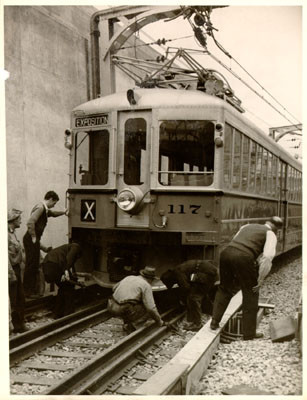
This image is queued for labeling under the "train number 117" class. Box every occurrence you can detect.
[168,204,201,214]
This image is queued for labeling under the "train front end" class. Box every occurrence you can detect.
[66,88,224,288]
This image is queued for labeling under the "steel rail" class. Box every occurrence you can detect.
[45,309,184,395]
[10,301,106,349]
[10,304,109,366]
[24,294,55,314]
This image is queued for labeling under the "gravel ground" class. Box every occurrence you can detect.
[198,254,302,395]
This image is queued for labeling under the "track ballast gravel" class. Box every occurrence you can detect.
[197,253,302,396]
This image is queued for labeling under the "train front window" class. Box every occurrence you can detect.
[158,120,214,186]
[74,130,109,185]
[124,118,147,185]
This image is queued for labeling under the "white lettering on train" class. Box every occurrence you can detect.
[75,114,108,127]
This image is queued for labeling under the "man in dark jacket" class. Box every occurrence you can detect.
[23,191,67,298]
[42,243,82,318]
[160,260,218,331]
[210,216,283,340]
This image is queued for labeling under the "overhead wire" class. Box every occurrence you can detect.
[119,34,194,50]
[207,50,300,127]
[209,31,301,125]
[181,8,302,128]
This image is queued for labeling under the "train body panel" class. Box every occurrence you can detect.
[66,88,302,289]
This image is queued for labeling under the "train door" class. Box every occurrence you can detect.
[116,111,152,227]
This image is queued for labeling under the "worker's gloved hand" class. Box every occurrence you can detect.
[61,270,70,282]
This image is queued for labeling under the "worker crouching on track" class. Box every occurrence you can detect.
[210,216,283,340]
[160,260,218,331]
[42,243,82,318]
[107,266,165,334]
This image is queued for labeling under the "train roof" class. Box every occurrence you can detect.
[73,88,301,170]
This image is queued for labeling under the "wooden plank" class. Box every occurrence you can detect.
[21,361,74,371]
[134,364,189,395]
[40,350,93,359]
[63,342,108,349]
[10,374,56,386]
[258,302,275,309]
[79,332,107,338]
[135,291,243,396]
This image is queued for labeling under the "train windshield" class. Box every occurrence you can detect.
[158,120,215,186]
[124,118,147,185]
[74,130,109,185]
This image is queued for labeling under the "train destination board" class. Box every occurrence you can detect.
[75,114,108,127]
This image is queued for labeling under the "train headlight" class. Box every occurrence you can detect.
[117,187,144,214]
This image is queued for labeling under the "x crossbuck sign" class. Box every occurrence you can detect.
[81,199,96,222]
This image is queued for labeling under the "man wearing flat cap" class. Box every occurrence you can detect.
[107,266,164,333]
[210,216,283,340]
[8,208,28,333]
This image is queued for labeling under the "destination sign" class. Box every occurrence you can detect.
[75,114,108,128]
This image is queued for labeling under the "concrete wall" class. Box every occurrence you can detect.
[4,6,161,249]
[4,6,96,247]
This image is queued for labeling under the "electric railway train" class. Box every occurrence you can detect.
[64,87,302,289]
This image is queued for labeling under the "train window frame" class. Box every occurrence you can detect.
[157,120,215,187]
[74,129,110,186]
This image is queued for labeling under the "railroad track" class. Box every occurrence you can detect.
[10,296,274,396]
[10,300,107,365]
[10,303,184,395]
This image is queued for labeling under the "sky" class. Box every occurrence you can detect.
[110,4,303,159]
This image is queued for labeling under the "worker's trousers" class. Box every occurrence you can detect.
[212,247,259,339]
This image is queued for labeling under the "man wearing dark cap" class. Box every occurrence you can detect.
[160,260,218,331]
[107,266,164,333]
[210,216,283,340]
[41,243,82,318]
[8,208,28,333]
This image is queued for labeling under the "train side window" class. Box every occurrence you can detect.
[297,171,302,202]
[249,141,256,191]
[279,161,287,201]
[241,135,250,191]
[272,155,278,197]
[223,123,232,189]
[262,149,268,194]
[158,120,214,186]
[294,169,298,201]
[124,118,147,185]
[255,145,263,193]
[298,172,302,202]
[266,152,272,195]
[232,129,242,189]
[289,167,294,201]
[74,130,110,186]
